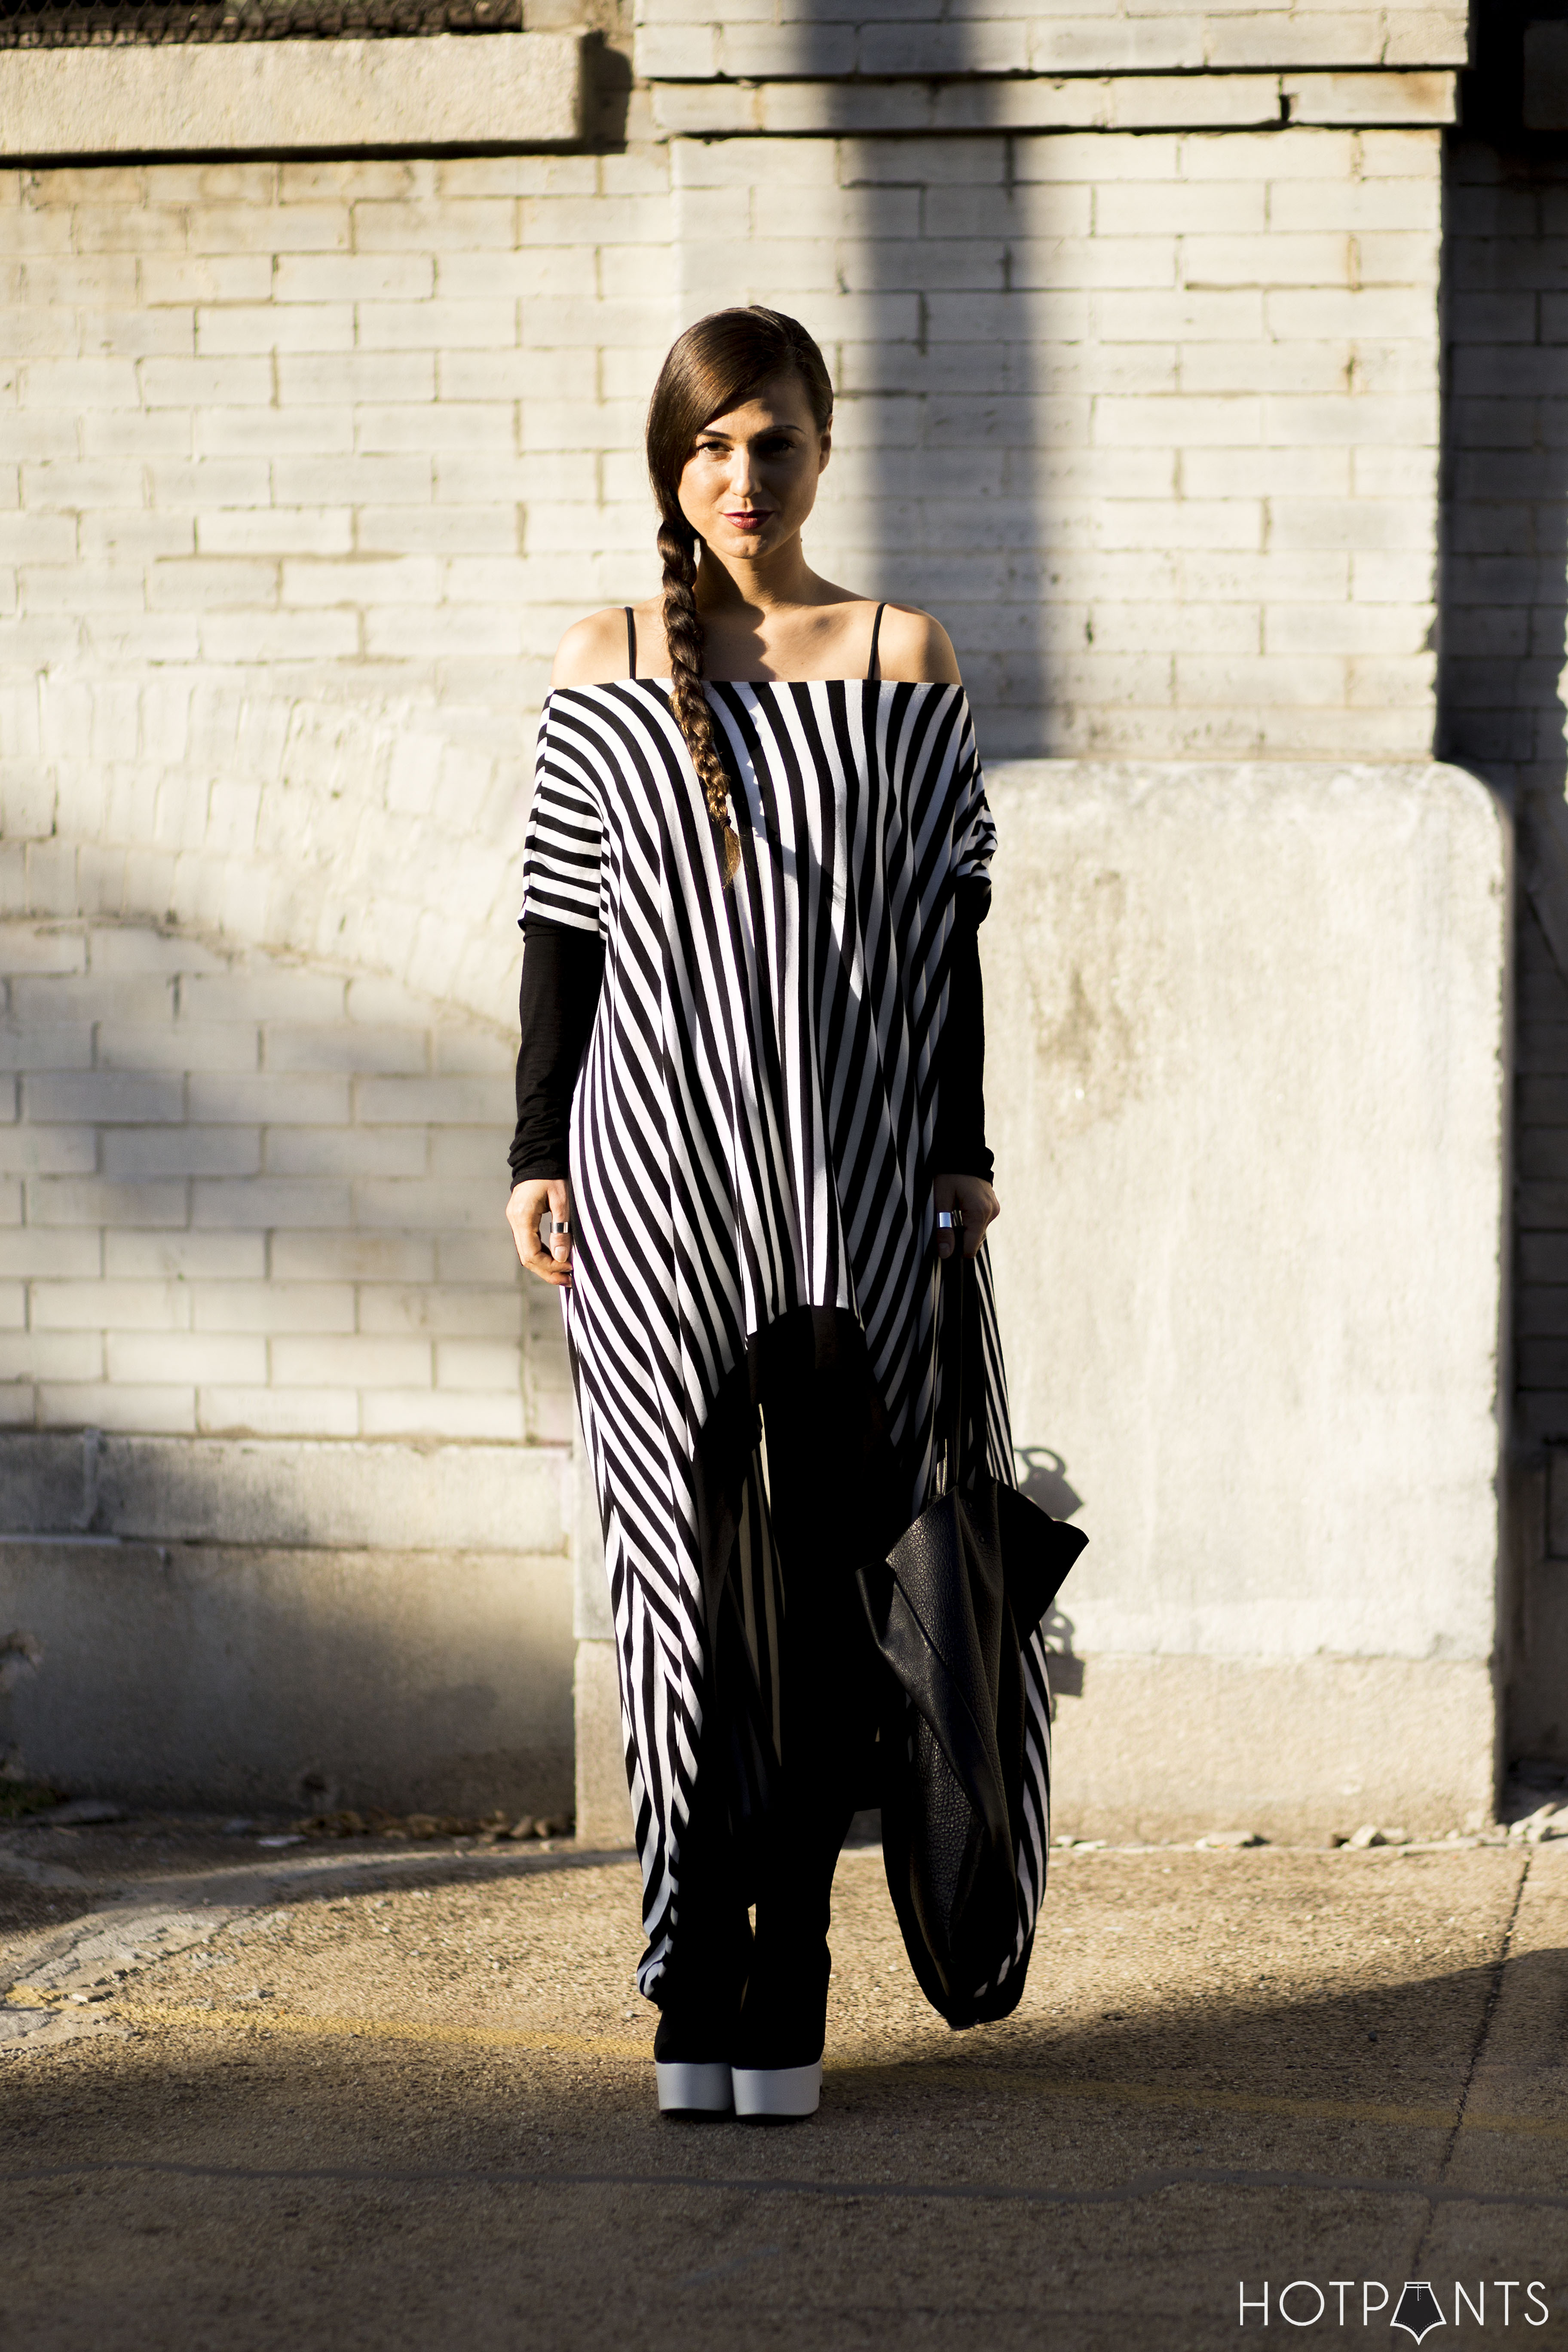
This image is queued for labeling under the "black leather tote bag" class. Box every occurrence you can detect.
[856,1251,1087,2028]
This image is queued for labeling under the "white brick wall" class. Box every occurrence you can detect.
[0,919,568,1444]
[1440,138,1568,1453]
[1,153,679,1014]
[0,130,1445,1441]
[2,127,1442,965]
[677,127,1440,758]
[634,3,1470,82]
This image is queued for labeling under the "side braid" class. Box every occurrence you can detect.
[658,514,741,886]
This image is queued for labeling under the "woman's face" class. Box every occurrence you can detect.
[677,370,831,560]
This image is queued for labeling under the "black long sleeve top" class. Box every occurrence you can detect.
[508,877,994,1187]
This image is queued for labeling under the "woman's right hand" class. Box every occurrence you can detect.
[507,1178,574,1288]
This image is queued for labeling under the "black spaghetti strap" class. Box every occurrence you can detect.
[625,606,637,679]
[867,601,885,682]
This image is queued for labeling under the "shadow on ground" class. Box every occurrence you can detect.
[0,1841,1564,2349]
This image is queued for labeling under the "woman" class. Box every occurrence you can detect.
[506,306,1040,2122]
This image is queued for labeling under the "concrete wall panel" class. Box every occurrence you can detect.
[0,1536,574,1816]
[982,757,1509,1826]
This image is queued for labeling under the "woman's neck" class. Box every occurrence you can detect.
[694,536,823,615]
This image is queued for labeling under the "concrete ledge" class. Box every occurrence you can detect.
[0,1538,573,1815]
[652,70,1456,138]
[1049,1653,1497,1843]
[0,31,585,161]
[0,1433,568,1556]
[573,1638,632,1850]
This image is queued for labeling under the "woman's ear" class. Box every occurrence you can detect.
[818,421,833,474]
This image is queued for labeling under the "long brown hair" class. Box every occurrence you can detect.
[646,306,834,881]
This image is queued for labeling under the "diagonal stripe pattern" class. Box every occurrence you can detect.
[521,678,1047,2000]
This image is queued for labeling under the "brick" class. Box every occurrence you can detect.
[274,254,435,303]
[104,1127,260,1178]
[271,1332,430,1387]
[147,460,275,510]
[1175,653,1345,706]
[29,1176,187,1228]
[270,1230,434,1283]
[199,615,359,662]
[1265,287,1435,338]
[354,507,518,557]
[0,1331,101,1379]
[105,1231,265,1280]
[142,358,273,411]
[364,608,520,659]
[197,305,356,357]
[355,303,517,353]
[358,1284,522,1337]
[79,514,194,564]
[98,1020,261,1077]
[39,1381,195,1434]
[434,1338,521,1390]
[1269,497,1433,551]
[81,308,195,360]
[197,1384,361,1436]
[142,257,273,306]
[1182,447,1348,499]
[273,457,432,506]
[21,459,145,511]
[264,1127,426,1178]
[354,1074,504,1124]
[24,1072,182,1123]
[194,410,353,459]
[1096,395,1261,446]
[280,557,443,608]
[0,1125,95,1174]
[361,1389,523,1440]
[0,1229,99,1277]
[190,204,346,257]
[106,1330,266,1384]
[434,1029,512,1075]
[350,199,515,252]
[1262,393,1436,447]
[1264,603,1428,656]
[18,357,140,410]
[352,1178,501,1230]
[31,1275,192,1336]
[0,925,86,974]
[358,404,516,454]
[190,1280,355,1333]
[193,1179,350,1228]
[276,351,436,403]
[147,560,280,612]
[196,511,354,557]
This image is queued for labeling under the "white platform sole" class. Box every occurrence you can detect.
[655,2060,733,2115]
[732,2061,822,2120]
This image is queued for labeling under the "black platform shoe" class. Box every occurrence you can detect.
[652,1910,752,2119]
[729,1936,829,2121]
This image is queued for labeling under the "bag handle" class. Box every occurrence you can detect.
[937,1243,968,1496]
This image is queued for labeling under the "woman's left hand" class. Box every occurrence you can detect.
[934,1171,1000,1261]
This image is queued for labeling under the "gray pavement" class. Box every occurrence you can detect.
[2,1817,1566,2349]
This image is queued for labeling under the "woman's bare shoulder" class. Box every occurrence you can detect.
[551,606,642,690]
[873,601,963,686]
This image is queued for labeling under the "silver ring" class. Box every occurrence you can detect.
[937,1209,965,1232]
[550,1219,572,1237]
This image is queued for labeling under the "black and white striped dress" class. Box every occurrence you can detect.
[520,675,1053,2005]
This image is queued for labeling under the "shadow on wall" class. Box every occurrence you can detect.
[0,917,577,1813]
[776,12,1050,751]
[0,1535,574,1818]
[1440,2,1568,1766]
[0,919,556,1451]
